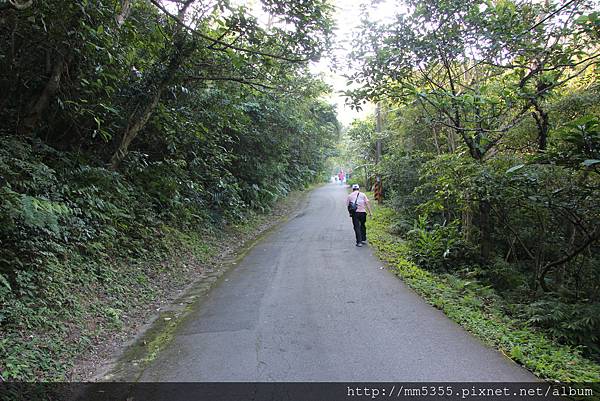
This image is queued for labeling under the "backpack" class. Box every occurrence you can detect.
[347,192,360,217]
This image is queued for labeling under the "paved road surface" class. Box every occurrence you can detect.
[139,184,535,381]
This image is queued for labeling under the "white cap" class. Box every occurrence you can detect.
[352,184,360,190]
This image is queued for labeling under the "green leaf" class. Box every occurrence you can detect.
[506,164,524,174]
[510,346,524,361]
[0,274,11,290]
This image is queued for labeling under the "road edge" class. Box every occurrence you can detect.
[87,185,319,382]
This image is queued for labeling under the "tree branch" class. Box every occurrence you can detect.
[148,0,312,63]
[9,0,32,10]
[115,0,132,28]
[539,227,599,291]
[186,75,275,90]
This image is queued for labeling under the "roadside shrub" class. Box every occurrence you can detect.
[523,298,600,358]
[405,215,474,272]
[483,257,529,293]
[388,218,413,236]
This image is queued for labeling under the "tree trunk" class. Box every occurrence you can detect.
[462,203,472,242]
[115,0,132,27]
[109,90,162,169]
[109,0,195,169]
[478,200,492,261]
[432,127,441,155]
[447,128,456,153]
[531,98,549,151]
[109,43,187,170]
[18,51,70,135]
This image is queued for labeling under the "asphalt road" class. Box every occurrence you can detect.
[139,183,535,382]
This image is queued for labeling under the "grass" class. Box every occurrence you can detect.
[366,204,600,383]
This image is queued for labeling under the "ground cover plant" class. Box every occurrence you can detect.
[367,205,600,382]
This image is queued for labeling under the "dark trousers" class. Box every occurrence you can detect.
[352,212,367,243]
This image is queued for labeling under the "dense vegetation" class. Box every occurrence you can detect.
[346,0,600,365]
[367,206,600,381]
[0,0,338,380]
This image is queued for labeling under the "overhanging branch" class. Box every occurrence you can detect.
[186,75,276,90]
[148,0,312,63]
[9,0,32,10]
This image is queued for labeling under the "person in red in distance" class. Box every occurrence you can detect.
[346,184,373,247]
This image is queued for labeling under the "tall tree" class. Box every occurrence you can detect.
[346,0,599,259]
[108,0,334,169]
